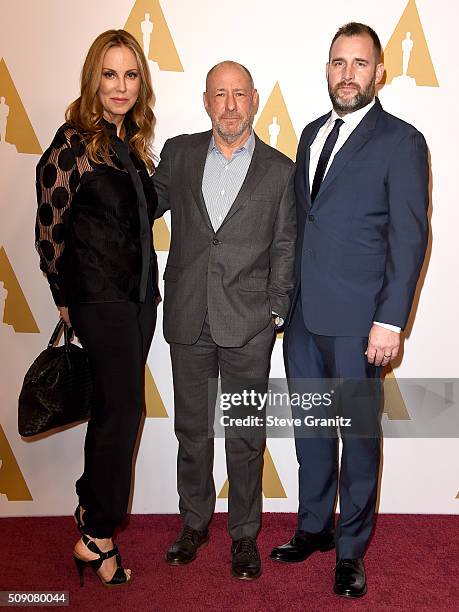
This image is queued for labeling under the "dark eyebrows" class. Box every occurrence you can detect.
[330,57,370,64]
[213,87,249,93]
[101,66,139,73]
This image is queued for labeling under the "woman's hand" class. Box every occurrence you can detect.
[58,306,71,327]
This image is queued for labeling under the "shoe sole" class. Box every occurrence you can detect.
[103,575,133,589]
[269,541,335,563]
[333,585,367,598]
[231,569,262,581]
[165,537,209,566]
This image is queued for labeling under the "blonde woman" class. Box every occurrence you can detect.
[35,30,159,587]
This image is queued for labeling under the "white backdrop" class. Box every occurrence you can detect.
[0,0,458,518]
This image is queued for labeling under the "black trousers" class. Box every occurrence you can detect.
[69,298,156,538]
[170,314,275,541]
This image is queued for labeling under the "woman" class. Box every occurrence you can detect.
[35,30,159,587]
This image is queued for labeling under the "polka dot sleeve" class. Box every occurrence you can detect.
[35,126,80,306]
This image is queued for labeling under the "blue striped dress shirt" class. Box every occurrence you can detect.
[202,131,255,232]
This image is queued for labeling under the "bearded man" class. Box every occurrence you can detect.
[270,23,429,598]
[153,61,296,580]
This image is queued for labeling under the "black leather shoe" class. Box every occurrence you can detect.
[270,531,335,563]
[231,537,261,580]
[165,526,209,565]
[333,558,367,598]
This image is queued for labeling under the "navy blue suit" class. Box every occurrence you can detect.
[285,98,429,558]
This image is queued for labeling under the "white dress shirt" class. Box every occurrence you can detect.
[309,99,400,333]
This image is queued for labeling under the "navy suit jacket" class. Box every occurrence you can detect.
[291,98,429,336]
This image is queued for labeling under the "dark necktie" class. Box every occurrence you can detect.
[111,137,151,303]
[310,118,344,203]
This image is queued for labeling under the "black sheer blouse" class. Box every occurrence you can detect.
[35,119,159,306]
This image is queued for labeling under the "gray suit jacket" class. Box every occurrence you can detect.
[153,130,296,347]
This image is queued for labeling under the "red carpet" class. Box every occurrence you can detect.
[1,513,457,611]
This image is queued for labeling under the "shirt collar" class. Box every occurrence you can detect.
[208,129,255,157]
[330,98,376,128]
[102,112,138,141]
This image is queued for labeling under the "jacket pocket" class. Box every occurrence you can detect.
[250,194,273,201]
[239,274,268,292]
[339,252,386,272]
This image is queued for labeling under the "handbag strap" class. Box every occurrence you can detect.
[48,320,65,347]
[48,320,74,356]
[63,324,73,369]
[63,324,75,354]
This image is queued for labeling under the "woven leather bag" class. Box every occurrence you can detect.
[18,320,92,436]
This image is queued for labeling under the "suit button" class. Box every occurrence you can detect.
[212,238,220,245]
[308,214,315,222]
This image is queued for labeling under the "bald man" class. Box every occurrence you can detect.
[154,61,296,580]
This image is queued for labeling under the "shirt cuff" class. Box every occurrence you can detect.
[373,321,401,333]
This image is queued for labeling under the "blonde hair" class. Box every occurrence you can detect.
[66,29,155,171]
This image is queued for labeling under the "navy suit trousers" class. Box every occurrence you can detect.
[284,297,382,559]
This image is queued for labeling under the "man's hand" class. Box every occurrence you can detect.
[365,324,400,367]
[58,306,71,328]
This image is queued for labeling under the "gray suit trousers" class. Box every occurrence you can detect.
[170,313,275,540]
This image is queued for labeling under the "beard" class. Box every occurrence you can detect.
[328,76,376,114]
[213,114,253,144]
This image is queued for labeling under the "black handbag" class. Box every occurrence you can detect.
[18,320,92,436]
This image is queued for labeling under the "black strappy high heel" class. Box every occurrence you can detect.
[73,534,132,588]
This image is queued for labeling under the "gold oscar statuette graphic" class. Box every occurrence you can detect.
[384,0,438,87]
[124,0,183,71]
[0,247,39,333]
[255,82,298,161]
[145,364,168,417]
[0,58,42,153]
[218,446,287,499]
[153,218,170,251]
[0,425,32,501]
[383,367,411,420]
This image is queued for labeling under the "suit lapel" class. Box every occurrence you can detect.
[218,135,268,230]
[315,99,382,204]
[188,130,213,230]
